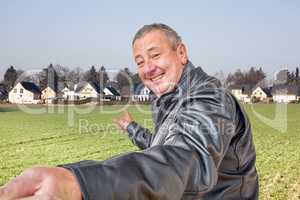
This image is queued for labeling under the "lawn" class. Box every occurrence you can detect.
[0,103,299,199]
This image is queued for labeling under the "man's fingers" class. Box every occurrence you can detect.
[0,186,10,200]
[112,110,132,132]
[124,110,132,120]
[0,178,36,200]
[113,118,128,133]
[15,195,37,200]
[0,169,41,199]
[16,194,61,200]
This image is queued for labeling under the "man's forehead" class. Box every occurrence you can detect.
[134,30,168,46]
[133,32,172,54]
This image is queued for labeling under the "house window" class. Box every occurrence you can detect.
[20,89,24,93]
[14,89,17,93]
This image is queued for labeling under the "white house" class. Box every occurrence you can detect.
[103,86,121,101]
[272,85,299,103]
[229,85,251,103]
[251,87,272,102]
[76,82,101,100]
[9,81,41,104]
[61,85,79,101]
[41,86,57,104]
[132,85,152,102]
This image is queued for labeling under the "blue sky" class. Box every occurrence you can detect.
[0,0,299,80]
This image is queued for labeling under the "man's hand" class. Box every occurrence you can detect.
[0,166,82,200]
[113,110,133,132]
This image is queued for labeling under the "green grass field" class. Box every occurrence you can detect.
[0,104,299,199]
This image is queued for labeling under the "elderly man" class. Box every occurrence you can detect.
[0,23,258,200]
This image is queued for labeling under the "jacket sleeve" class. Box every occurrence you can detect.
[126,121,152,150]
[61,86,237,200]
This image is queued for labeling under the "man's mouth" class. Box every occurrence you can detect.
[151,74,164,82]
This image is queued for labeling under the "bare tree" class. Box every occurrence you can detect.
[226,67,266,88]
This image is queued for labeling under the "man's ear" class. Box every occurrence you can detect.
[177,43,188,65]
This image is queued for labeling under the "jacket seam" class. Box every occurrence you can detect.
[240,174,245,200]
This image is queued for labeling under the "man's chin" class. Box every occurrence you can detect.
[151,87,170,97]
[148,82,175,97]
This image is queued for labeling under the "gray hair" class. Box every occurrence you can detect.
[132,23,182,50]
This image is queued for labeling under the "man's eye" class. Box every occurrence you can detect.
[152,54,160,59]
[137,62,144,67]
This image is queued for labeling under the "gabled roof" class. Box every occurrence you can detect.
[134,83,146,95]
[90,81,101,93]
[0,84,8,100]
[133,83,155,96]
[61,87,70,92]
[253,87,272,97]
[105,86,120,96]
[75,81,103,94]
[43,85,56,93]
[61,83,77,92]
[260,87,272,97]
[46,83,57,93]
[0,84,7,92]
[106,81,120,91]
[228,84,252,95]
[20,82,41,94]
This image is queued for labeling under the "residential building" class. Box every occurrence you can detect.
[41,86,57,104]
[132,84,154,102]
[272,85,299,103]
[103,86,121,101]
[251,87,272,102]
[76,82,102,100]
[228,85,252,103]
[61,85,79,101]
[9,81,41,104]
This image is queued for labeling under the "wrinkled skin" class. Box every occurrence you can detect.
[133,30,187,97]
[0,167,82,200]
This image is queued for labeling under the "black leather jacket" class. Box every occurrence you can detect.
[62,61,258,200]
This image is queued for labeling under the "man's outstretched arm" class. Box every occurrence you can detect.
[0,145,201,200]
[126,121,152,149]
[114,110,152,150]
[0,88,238,200]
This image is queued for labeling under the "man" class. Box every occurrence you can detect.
[0,23,258,200]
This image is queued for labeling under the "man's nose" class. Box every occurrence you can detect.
[144,62,156,78]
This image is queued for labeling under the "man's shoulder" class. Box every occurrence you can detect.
[188,67,222,92]
[182,67,236,115]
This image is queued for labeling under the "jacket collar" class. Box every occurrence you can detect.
[153,60,196,107]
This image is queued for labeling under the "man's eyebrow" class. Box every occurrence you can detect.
[134,55,143,60]
[147,46,159,52]
[134,46,160,60]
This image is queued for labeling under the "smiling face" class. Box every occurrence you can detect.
[133,30,188,97]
